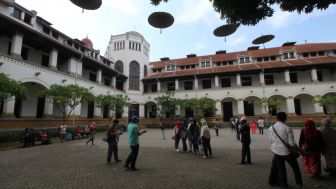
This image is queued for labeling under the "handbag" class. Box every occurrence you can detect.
[272,126,300,159]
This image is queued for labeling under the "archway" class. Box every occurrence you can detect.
[222,97,238,121]
[321,92,336,115]
[268,95,287,116]
[145,101,157,118]
[115,60,124,73]
[294,93,315,115]
[244,96,262,117]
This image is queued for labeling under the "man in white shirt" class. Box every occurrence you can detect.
[268,112,302,188]
[257,117,265,135]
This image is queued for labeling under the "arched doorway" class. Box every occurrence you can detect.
[128,103,139,120]
[244,96,262,117]
[144,101,157,118]
[321,92,336,115]
[268,95,287,116]
[222,97,238,121]
[294,93,315,115]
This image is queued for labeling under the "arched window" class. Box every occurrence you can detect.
[144,65,148,77]
[115,60,123,73]
[129,61,140,90]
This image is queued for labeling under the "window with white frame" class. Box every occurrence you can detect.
[283,51,296,59]
[239,56,251,64]
[200,60,211,68]
[166,65,175,71]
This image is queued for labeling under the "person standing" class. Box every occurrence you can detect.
[159,119,166,140]
[237,117,251,164]
[250,120,257,134]
[213,118,219,136]
[268,112,302,188]
[235,116,241,141]
[58,122,66,143]
[188,119,200,155]
[230,117,236,133]
[320,118,336,177]
[173,120,182,152]
[257,117,265,135]
[181,119,188,152]
[86,122,96,145]
[106,119,122,164]
[124,116,147,171]
[299,119,324,177]
[200,119,212,159]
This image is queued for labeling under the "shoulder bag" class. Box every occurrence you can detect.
[272,126,300,159]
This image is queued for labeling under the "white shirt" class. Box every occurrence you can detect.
[257,119,265,128]
[268,121,296,156]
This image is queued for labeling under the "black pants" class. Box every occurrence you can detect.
[192,137,199,153]
[125,145,139,169]
[268,154,303,188]
[106,142,118,162]
[181,137,188,152]
[241,143,251,163]
[215,129,219,136]
[202,138,212,157]
[86,137,94,144]
[175,135,181,149]
[259,127,264,135]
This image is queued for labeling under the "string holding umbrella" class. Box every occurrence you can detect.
[69,0,102,13]
[148,12,174,34]
[252,34,275,49]
[213,24,239,42]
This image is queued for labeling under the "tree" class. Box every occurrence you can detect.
[314,95,336,122]
[95,94,131,123]
[0,73,27,102]
[40,84,95,123]
[254,97,284,126]
[154,92,181,118]
[183,97,217,119]
[150,0,336,25]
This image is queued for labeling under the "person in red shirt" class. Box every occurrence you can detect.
[86,122,96,145]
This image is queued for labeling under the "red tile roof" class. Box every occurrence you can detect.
[144,43,336,80]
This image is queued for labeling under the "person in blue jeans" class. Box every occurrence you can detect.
[124,116,147,171]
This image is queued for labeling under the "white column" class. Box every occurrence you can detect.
[97,69,102,84]
[286,97,296,115]
[139,104,145,118]
[311,68,318,82]
[49,48,58,70]
[314,103,324,114]
[68,58,82,76]
[284,70,291,84]
[215,75,219,88]
[215,100,222,116]
[111,76,115,88]
[157,80,161,92]
[10,32,23,57]
[122,106,129,118]
[44,100,53,117]
[2,99,15,117]
[194,77,199,90]
[175,105,181,116]
[175,79,179,91]
[94,106,101,118]
[237,99,244,116]
[73,103,81,117]
[236,74,241,87]
[259,72,265,85]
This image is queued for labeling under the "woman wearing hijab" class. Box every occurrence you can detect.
[200,119,212,159]
[173,120,182,152]
[320,118,336,177]
[299,119,324,177]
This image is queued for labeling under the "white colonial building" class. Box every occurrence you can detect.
[0,0,335,128]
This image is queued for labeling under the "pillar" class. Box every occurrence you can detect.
[94,106,101,118]
[49,48,58,70]
[286,97,296,116]
[157,80,161,92]
[175,105,181,116]
[311,68,318,82]
[139,103,145,118]
[314,96,324,114]
[122,106,129,118]
[236,74,241,87]
[97,69,102,84]
[111,76,115,88]
[194,77,199,90]
[284,70,291,84]
[259,72,265,86]
[237,99,244,116]
[73,103,81,117]
[10,32,23,58]
[68,58,82,77]
[215,75,219,88]
[215,100,222,116]
[175,79,179,91]
[2,99,15,118]
[44,100,53,118]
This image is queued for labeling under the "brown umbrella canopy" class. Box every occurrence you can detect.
[148,12,174,29]
[252,35,274,45]
[70,0,102,10]
[213,24,239,37]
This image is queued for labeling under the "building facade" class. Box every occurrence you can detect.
[0,1,335,128]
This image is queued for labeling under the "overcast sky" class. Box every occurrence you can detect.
[15,0,336,61]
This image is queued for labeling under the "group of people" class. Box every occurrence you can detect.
[170,118,213,159]
[57,122,96,144]
[268,112,336,188]
[23,128,51,147]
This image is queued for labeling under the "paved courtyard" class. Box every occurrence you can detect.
[0,128,335,189]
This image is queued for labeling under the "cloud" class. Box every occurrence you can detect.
[176,0,213,24]
[105,0,140,15]
[229,36,246,47]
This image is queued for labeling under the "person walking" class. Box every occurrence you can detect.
[200,119,212,159]
[237,117,251,164]
[188,119,200,155]
[124,116,147,171]
[106,119,122,164]
[213,118,219,136]
[58,122,66,143]
[320,118,336,177]
[268,112,303,188]
[173,120,182,152]
[159,119,166,140]
[86,122,96,145]
[299,119,324,177]
[257,117,265,135]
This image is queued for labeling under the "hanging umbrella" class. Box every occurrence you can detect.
[252,35,275,48]
[70,0,102,11]
[213,24,239,41]
[148,12,174,34]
